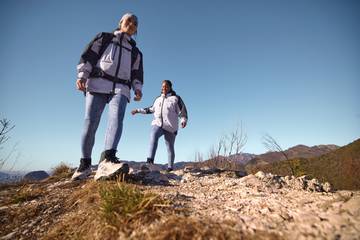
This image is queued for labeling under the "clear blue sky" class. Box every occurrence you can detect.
[0,0,359,171]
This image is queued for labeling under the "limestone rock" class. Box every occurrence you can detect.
[128,167,169,185]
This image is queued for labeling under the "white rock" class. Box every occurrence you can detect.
[255,171,266,179]
[322,182,332,193]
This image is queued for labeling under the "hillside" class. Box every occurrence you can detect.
[245,144,339,167]
[247,139,360,190]
[1,166,359,239]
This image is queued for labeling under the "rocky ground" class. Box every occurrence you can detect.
[0,166,359,240]
[148,168,360,240]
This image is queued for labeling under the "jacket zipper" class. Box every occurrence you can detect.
[160,96,166,127]
[112,34,124,94]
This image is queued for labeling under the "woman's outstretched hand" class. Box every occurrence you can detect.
[76,79,86,91]
[131,109,138,115]
[134,90,142,101]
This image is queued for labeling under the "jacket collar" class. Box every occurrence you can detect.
[162,90,177,98]
[113,30,137,47]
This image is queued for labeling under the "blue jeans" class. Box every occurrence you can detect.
[81,92,127,159]
[148,125,176,169]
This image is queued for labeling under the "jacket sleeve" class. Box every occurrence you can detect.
[177,96,188,125]
[131,49,144,92]
[136,106,154,114]
[76,32,105,80]
[136,97,157,114]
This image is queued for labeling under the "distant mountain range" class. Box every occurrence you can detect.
[199,144,339,166]
[0,171,24,183]
[244,144,339,167]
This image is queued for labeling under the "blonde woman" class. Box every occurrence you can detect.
[72,13,144,181]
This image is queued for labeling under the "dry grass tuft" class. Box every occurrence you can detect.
[49,162,73,180]
[11,185,43,204]
[99,182,170,228]
[43,181,103,240]
[44,181,171,239]
[136,215,282,240]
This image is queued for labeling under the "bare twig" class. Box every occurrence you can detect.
[0,118,17,170]
[196,123,248,170]
[262,133,294,176]
[234,123,248,156]
[0,119,15,146]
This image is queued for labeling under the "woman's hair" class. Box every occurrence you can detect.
[118,13,138,35]
[162,80,173,90]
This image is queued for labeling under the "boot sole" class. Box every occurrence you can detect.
[71,170,92,181]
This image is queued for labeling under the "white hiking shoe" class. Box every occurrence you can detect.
[94,160,129,181]
[71,158,92,181]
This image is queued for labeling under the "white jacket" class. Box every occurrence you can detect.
[137,91,188,133]
[77,31,143,101]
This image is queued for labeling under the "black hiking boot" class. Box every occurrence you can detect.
[71,158,92,180]
[146,157,154,164]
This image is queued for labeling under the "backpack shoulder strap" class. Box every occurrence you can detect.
[79,32,114,67]
[98,32,114,58]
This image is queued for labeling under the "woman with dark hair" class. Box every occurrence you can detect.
[72,13,144,181]
[131,80,188,171]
